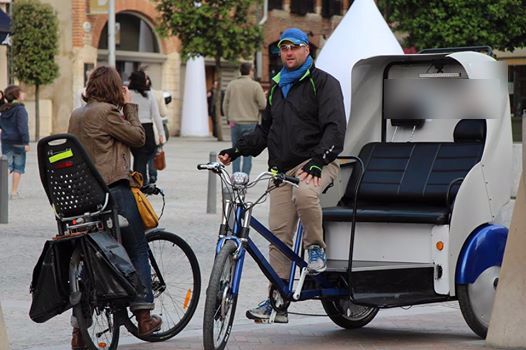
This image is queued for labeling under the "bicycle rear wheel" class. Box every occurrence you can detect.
[70,249,120,350]
[203,240,239,350]
[125,229,201,342]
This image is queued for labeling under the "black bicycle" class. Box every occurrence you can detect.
[32,134,201,350]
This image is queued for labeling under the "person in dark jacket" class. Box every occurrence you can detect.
[218,28,346,323]
[0,85,30,199]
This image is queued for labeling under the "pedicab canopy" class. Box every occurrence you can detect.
[341,51,512,227]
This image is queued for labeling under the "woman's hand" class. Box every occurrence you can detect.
[122,86,131,104]
[159,135,165,144]
[24,145,30,152]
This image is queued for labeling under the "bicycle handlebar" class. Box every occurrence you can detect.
[197,161,299,188]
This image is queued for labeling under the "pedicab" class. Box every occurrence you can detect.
[321,49,512,338]
[200,49,512,350]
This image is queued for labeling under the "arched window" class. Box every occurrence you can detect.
[98,13,160,53]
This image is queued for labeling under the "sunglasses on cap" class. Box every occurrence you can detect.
[279,43,307,52]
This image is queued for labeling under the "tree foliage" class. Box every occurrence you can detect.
[11,0,59,86]
[387,0,526,51]
[154,0,263,140]
[154,0,262,60]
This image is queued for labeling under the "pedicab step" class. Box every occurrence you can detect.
[327,259,435,272]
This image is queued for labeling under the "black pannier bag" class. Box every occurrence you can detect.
[29,238,75,323]
[83,231,145,301]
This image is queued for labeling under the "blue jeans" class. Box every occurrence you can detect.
[109,181,154,310]
[1,143,26,174]
[231,123,256,175]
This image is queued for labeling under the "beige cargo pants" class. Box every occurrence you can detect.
[269,159,339,280]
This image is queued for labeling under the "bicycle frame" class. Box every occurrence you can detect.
[215,200,349,303]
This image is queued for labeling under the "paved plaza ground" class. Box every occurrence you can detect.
[0,137,520,349]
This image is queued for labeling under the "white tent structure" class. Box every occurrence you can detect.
[180,56,210,137]
[316,0,403,120]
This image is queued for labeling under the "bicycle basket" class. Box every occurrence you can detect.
[83,231,145,301]
[29,238,75,323]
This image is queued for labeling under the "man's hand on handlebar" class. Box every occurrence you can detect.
[218,147,241,166]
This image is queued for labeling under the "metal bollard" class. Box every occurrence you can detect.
[0,156,8,224]
[206,152,217,214]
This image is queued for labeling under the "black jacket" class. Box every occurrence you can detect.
[237,65,346,172]
[0,103,30,145]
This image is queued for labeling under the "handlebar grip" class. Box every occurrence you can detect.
[284,175,300,185]
[197,164,208,170]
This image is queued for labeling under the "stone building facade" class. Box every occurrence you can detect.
[20,0,182,137]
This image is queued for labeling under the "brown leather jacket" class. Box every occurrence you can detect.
[68,101,145,186]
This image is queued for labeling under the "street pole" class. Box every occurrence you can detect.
[206,152,217,214]
[0,155,8,224]
[255,0,268,80]
[108,0,116,67]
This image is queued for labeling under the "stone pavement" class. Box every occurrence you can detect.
[0,137,520,350]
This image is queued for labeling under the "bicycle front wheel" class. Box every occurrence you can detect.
[70,249,120,350]
[203,240,239,350]
[125,229,201,342]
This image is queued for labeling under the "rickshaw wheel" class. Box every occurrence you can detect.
[457,265,500,339]
[321,298,379,329]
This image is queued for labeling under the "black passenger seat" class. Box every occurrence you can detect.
[322,119,486,225]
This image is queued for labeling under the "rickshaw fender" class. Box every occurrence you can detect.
[455,224,508,285]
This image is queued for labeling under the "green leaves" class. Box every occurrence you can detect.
[154,0,262,60]
[11,0,59,86]
[388,0,526,52]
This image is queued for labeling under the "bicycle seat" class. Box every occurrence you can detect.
[37,134,121,239]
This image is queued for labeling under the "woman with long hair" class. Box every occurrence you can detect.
[68,66,162,349]
[0,85,30,199]
[128,70,165,184]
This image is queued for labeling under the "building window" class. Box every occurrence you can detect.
[322,0,342,18]
[269,0,283,10]
[99,13,160,53]
[509,65,526,142]
[290,0,314,16]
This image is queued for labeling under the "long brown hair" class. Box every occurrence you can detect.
[0,85,22,112]
[82,66,125,107]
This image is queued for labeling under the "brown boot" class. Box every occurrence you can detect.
[134,309,162,337]
[71,327,87,350]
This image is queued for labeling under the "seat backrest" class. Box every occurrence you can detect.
[340,119,486,207]
[37,134,110,219]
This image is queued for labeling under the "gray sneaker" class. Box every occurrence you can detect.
[246,299,288,323]
[307,245,327,274]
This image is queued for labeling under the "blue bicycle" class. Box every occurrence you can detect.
[199,162,377,350]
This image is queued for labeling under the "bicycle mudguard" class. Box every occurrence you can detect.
[84,231,145,300]
[29,239,75,323]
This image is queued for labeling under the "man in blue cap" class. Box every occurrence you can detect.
[218,28,346,323]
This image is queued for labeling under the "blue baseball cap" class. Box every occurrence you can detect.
[278,28,309,46]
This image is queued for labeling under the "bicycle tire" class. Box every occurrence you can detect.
[203,240,239,350]
[125,229,201,342]
[70,249,120,350]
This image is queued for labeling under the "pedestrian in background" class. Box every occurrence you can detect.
[207,80,219,138]
[0,85,30,200]
[128,70,165,184]
[146,75,168,184]
[222,62,266,176]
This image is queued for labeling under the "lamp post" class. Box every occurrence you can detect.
[108,0,116,67]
